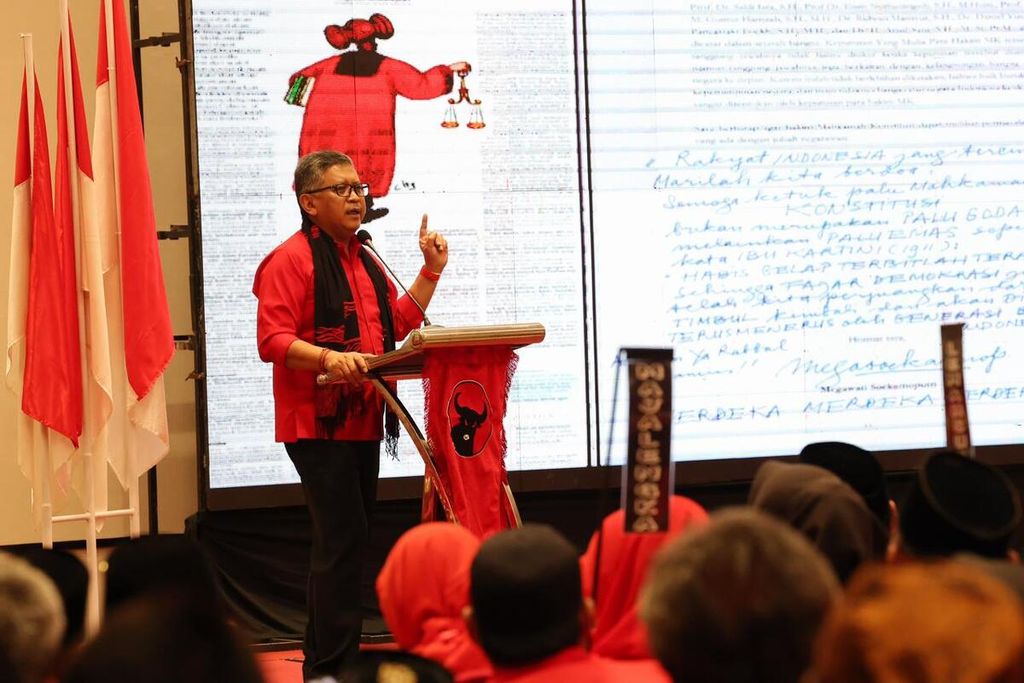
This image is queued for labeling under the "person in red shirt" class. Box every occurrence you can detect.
[465,525,621,683]
[289,13,470,221]
[376,523,492,683]
[253,150,448,680]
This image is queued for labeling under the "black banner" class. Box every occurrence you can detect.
[622,348,673,533]
[940,323,972,457]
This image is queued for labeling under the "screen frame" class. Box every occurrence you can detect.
[203,444,1024,511]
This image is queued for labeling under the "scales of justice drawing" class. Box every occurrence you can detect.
[285,13,484,223]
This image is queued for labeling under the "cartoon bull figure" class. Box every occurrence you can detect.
[448,383,491,457]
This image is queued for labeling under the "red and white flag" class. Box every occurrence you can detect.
[94,0,174,485]
[6,60,79,517]
[57,15,114,512]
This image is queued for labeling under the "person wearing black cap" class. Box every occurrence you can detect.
[896,450,1022,561]
[799,441,895,535]
[465,524,618,683]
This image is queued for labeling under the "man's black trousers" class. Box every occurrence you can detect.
[285,439,380,681]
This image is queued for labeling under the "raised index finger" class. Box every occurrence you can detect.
[419,214,429,239]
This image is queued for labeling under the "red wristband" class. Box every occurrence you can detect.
[419,265,441,283]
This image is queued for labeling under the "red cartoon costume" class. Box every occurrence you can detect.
[290,14,456,206]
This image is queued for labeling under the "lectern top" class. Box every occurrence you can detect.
[319,323,546,383]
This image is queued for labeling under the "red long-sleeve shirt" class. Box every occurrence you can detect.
[253,229,423,442]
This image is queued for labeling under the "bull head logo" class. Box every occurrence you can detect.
[447,381,492,457]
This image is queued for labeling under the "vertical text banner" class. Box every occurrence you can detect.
[623,347,673,533]
[941,323,972,457]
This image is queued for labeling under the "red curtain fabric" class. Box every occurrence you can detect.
[422,346,518,538]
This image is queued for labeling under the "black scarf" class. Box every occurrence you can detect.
[303,219,398,454]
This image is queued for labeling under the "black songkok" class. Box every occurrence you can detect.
[799,441,890,529]
[900,450,1021,559]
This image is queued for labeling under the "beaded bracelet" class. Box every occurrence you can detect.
[419,265,441,283]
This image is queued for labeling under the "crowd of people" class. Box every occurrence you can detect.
[2,445,1024,683]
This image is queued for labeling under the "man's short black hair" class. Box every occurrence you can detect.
[105,536,222,616]
[469,524,582,667]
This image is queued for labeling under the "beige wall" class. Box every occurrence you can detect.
[0,0,198,544]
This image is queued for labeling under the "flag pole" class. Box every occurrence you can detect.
[20,33,57,551]
[60,0,102,634]
[21,35,33,164]
[102,0,141,539]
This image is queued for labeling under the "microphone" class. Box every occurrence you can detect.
[356,229,432,327]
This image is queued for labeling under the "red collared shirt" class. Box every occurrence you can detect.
[491,646,622,683]
[253,228,423,442]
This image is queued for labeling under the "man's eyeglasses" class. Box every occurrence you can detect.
[304,183,370,199]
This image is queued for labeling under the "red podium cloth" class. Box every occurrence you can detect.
[422,346,518,537]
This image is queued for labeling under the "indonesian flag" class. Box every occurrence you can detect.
[422,347,519,537]
[94,0,174,485]
[58,17,114,512]
[6,65,78,517]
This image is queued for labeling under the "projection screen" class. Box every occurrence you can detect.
[190,0,1024,498]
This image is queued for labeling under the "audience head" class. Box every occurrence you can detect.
[640,507,839,683]
[580,495,708,659]
[104,535,222,615]
[64,594,263,683]
[799,441,891,529]
[20,547,88,648]
[0,551,65,683]
[750,460,887,583]
[340,651,454,683]
[468,524,584,668]
[899,450,1021,560]
[812,561,1024,683]
[377,522,481,650]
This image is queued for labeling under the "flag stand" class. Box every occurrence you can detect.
[40,460,140,635]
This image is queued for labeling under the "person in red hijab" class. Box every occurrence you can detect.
[376,522,492,683]
[579,495,709,681]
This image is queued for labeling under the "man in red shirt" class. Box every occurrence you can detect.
[466,525,622,683]
[253,150,447,680]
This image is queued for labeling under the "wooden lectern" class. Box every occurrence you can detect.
[320,323,545,526]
